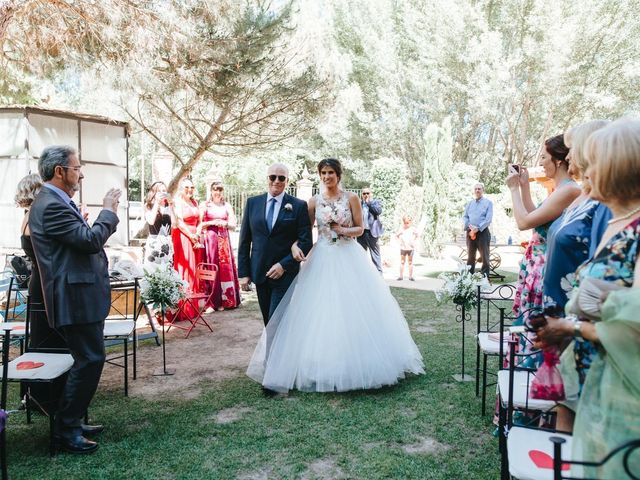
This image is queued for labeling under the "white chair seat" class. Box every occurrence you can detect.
[498,370,556,411]
[477,332,509,354]
[0,321,26,336]
[7,352,74,380]
[508,426,573,480]
[104,320,135,337]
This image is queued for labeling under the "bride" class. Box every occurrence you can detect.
[247,158,425,392]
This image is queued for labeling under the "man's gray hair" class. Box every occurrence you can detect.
[474,182,484,190]
[39,145,76,181]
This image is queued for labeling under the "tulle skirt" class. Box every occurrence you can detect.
[247,238,425,392]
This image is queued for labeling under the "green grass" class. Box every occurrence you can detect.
[5,289,499,479]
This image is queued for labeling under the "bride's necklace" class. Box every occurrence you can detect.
[608,203,640,225]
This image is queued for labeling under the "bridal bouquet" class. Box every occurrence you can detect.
[139,263,187,310]
[435,262,488,310]
[319,201,350,243]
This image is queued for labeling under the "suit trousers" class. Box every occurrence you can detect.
[357,229,382,273]
[55,321,106,435]
[466,228,491,278]
[256,280,291,326]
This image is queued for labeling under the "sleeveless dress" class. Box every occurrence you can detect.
[201,201,241,309]
[145,207,173,266]
[169,198,203,321]
[247,192,425,392]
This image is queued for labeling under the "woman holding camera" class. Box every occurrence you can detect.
[506,134,581,365]
[144,181,174,265]
[198,181,241,310]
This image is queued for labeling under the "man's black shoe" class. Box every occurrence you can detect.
[81,424,105,436]
[54,434,99,454]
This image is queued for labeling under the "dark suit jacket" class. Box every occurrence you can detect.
[237,193,312,286]
[29,187,119,328]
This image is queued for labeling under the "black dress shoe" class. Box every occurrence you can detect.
[81,424,105,436]
[54,434,99,454]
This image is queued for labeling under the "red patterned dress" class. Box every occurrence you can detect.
[201,201,241,309]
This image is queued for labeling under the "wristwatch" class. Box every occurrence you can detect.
[573,321,583,339]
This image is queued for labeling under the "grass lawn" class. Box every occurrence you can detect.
[5,288,500,479]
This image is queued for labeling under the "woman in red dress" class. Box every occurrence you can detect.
[171,178,203,320]
[198,181,241,310]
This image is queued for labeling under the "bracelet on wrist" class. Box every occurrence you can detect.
[573,321,583,338]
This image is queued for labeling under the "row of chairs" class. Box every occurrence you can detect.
[0,271,141,479]
[472,284,640,479]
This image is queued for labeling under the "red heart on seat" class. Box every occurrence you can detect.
[529,450,570,470]
[16,361,45,370]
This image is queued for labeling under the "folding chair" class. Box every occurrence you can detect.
[0,272,25,355]
[549,436,640,480]
[104,279,139,396]
[1,322,73,457]
[474,283,517,414]
[167,263,217,338]
[499,341,563,480]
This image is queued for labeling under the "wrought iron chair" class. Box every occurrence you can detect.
[474,283,518,414]
[167,263,217,338]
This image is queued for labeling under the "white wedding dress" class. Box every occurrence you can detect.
[246,192,425,392]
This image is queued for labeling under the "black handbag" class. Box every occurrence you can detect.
[7,254,32,289]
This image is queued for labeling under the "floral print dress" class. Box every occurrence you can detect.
[567,216,640,393]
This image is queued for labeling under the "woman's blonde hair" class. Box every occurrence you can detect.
[15,173,43,208]
[586,118,640,203]
[565,119,610,180]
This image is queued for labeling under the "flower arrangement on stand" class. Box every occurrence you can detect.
[139,263,187,376]
[139,263,187,311]
[435,262,488,310]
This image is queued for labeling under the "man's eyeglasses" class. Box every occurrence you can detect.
[212,186,224,192]
[362,192,371,196]
[60,165,82,172]
[268,175,287,182]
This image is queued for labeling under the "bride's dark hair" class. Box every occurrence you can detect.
[317,158,342,179]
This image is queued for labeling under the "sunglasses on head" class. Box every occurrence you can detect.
[212,186,224,191]
[268,174,287,182]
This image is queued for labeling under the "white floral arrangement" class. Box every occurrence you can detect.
[435,261,488,310]
[139,263,188,310]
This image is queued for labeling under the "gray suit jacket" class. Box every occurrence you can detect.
[363,198,384,238]
[29,187,119,328]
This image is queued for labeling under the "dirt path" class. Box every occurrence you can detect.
[98,295,264,399]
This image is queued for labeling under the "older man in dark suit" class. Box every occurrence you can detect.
[237,163,313,326]
[357,187,384,273]
[29,145,120,454]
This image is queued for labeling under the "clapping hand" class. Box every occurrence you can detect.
[103,188,122,213]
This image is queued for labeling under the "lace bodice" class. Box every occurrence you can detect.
[315,192,354,243]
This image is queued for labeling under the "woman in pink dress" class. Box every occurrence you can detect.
[170,178,203,320]
[198,181,241,310]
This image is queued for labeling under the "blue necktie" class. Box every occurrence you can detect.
[69,200,80,214]
[266,198,276,233]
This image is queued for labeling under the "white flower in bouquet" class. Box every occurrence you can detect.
[139,263,188,310]
[435,262,488,310]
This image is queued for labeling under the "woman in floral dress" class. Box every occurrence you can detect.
[198,181,241,310]
[506,134,581,367]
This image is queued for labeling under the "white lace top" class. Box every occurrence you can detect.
[315,192,354,244]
